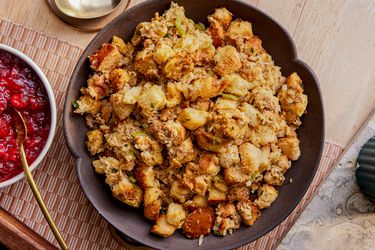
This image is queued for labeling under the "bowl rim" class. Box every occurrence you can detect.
[0,44,57,188]
[64,0,325,249]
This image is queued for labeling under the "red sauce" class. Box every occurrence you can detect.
[0,50,50,183]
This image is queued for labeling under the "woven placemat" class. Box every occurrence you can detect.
[0,17,343,250]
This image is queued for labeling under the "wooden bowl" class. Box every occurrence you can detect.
[63,0,324,249]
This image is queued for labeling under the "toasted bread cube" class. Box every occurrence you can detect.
[138,85,167,115]
[86,129,104,155]
[213,176,228,193]
[123,86,143,105]
[208,186,227,205]
[92,156,120,175]
[198,153,220,176]
[185,195,208,211]
[151,214,176,237]
[255,184,278,209]
[170,181,192,203]
[228,186,250,202]
[277,135,301,161]
[144,184,162,206]
[133,134,163,166]
[239,143,262,174]
[163,55,194,80]
[223,165,249,185]
[226,19,253,41]
[154,41,174,64]
[214,45,242,77]
[74,95,101,115]
[167,203,186,228]
[182,207,215,238]
[109,68,130,91]
[236,199,260,226]
[184,75,228,100]
[135,49,158,78]
[178,108,209,130]
[165,82,182,108]
[144,199,162,221]
[134,165,154,188]
[213,203,241,236]
[239,103,260,127]
[109,174,143,208]
[218,145,240,168]
[208,7,233,29]
[110,92,134,120]
[223,74,253,96]
[112,36,134,57]
[89,43,123,73]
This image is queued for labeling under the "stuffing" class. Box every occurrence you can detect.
[167,203,186,228]
[228,186,250,202]
[137,85,167,116]
[163,54,194,80]
[112,36,134,58]
[134,46,158,78]
[183,75,228,100]
[74,95,101,115]
[170,180,193,203]
[222,73,254,97]
[185,195,208,211]
[277,134,301,161]
[89,43,123,73]
[86,129,104,155]
[214,45,242,77]
[226,19,253,45]
[106,171,143,208]
[277,73,308,125]
[109,68,130,91]
[151,214,176,237]
[75,2,308,239]
[134,164,155,188]
[168,138,198,168]
[198,153,220,176]
[182,207,215,238]
[208,186,227,205]
[178,108,209,130]
[86,74,109,99]
[207,8,232,47]
[255,184,278,209]
[109,91,134,120]
[236,199,260,226]
[218,145,240,168]
[223,165,249,185]
[133,133,163,166]
[213,203,241,236]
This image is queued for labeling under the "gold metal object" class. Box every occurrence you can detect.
[12,107,68,250]
[47,0,129,32]
[54,0,122,19]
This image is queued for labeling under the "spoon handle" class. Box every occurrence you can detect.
[20,145,68,250]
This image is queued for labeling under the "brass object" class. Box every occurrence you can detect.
[12,107,68,250]
[54,0,122,19]
[47,0,130,32]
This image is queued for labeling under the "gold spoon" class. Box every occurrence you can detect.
[12,107,68,250]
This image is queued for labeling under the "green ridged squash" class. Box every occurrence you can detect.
[356,136,375,202]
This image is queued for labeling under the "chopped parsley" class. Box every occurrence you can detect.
[72,102,79,109]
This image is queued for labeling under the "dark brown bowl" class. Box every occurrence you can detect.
[63,0,324,249]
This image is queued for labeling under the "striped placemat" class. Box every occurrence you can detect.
[0,17,343,250]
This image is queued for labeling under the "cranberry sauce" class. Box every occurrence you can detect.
[0,49,50,183]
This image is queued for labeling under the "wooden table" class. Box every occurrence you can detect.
[1,0,374,147]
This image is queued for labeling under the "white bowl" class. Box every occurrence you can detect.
[0,44,57,188]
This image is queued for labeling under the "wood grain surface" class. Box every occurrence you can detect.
[0,207,57,250]
[0,0,373,147]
